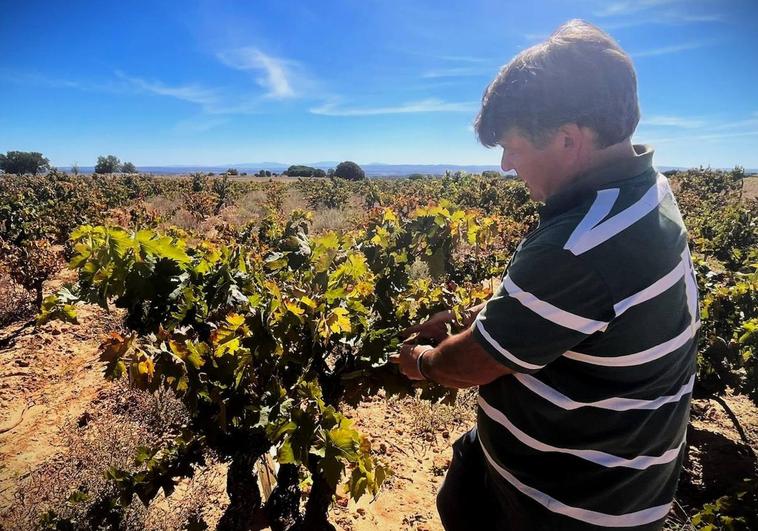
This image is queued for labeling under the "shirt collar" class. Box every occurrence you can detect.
[539,144,655,220]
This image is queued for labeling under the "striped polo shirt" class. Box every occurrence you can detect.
[472,145,698,530]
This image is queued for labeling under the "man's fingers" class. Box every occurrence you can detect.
[399,324,420,339]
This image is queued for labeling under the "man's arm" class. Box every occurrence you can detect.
[390,327,513,388]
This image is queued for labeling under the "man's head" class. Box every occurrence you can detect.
[474,20,639,201]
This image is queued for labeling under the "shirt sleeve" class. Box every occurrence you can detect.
[471,243,614,373]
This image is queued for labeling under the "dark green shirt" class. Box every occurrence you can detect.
[472,145,698,529]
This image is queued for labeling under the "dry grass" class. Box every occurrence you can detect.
[0,382,190,530]
[0,271,34,327]
[402,388,477,438]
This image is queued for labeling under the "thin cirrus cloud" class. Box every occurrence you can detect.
[310,98,479,117]
[592,0,725,28]
[115,70,220,108]
[640,115,707,128]
[216,47,297,99]
[421,66,493,79]
[594,0,683,18]
[631,40,713,58]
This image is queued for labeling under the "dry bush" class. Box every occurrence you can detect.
[310,208,353,233]
[143,195,181,219]
[2,412,154,529]
[280,188,308,214]
[402,388,477,438]
[0,382,189,530]
[234,190,269,220]
[168,208,200,231]
[0,271,35,326]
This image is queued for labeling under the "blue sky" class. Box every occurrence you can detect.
[1,0,757,168]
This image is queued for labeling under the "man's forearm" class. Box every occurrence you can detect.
[421,327,512,389]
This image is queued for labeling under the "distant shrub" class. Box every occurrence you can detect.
[226,168,239,176]
[334,161,365,181]
[286,165,318,177]
[121,162,137,173]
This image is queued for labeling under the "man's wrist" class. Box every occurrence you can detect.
[417,346,435,380]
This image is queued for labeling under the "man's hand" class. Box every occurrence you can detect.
[389,342,433,380]
[400,310,453,344]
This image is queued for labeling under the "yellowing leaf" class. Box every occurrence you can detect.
[327,308,352,335]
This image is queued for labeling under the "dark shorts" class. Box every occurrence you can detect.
[436,427,527,531]
[436,427,668,531]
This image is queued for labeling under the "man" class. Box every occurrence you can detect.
[390,19,698,530]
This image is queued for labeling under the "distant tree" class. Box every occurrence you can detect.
[95,155,121,174]
[265,170,272,177]
[334,161,365,181]
[286,165,318,177]
[481,170,501,178]
[226,168,239,176]
[313,168,326,178]
[71,162,80,176]
[0,151,50,175]
[240,172,247,176]
[327,168,335,178]
[408,173,427,180]
[208,172,215,176]
[121,161,137,173]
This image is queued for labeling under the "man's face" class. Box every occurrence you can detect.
[498,128,566,202]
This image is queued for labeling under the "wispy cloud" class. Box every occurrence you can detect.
[631,41,712,58]
[641,115,706,128]
[595,0,681,18]
[708,112,758,131]
[436,55,490,63]
[217,47,297,99]
[115,71,220,107]
[421,66,492,79]
[592,0,725,28]
[310,98,478,116]
[645,130,758,144]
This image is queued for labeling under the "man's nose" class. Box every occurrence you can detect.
[501,152,514,172]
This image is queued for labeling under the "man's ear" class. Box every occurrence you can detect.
[558,123,582,151]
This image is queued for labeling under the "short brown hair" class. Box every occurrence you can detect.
[474,19,639,149]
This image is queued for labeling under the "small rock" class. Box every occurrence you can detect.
[442,430,450,439]
[15,359,30,367]
[335,495,349,508]
[356,508,366,517]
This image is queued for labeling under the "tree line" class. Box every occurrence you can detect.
[0,151,367,180]
[0,151,137,175]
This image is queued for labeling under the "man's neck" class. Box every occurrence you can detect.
[565,139,637,190]
[585,139,637,173]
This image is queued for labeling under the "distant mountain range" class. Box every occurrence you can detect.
[63,163,756,177]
